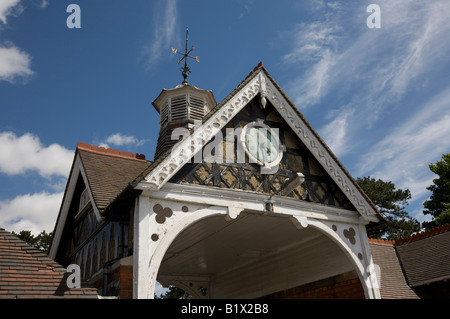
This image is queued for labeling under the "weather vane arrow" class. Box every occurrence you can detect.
[171,25,199,85]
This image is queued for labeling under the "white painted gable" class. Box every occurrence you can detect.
[136,65,380,224]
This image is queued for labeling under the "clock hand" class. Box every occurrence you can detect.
[258,143,266,162]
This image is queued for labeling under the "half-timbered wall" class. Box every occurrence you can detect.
[171,96,355,211]
[55,174,132,284]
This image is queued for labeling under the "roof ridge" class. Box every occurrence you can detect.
[77,142,147,161]
[368,238,395,246]
[241,61,264,84]
[395,223,450,246]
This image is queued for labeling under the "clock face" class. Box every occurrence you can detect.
[244,125,280,165]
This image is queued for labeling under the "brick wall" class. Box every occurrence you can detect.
[263,271,365,299]
[89,257,133,299]
[110,265,133,299]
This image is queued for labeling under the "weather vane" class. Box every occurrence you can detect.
[171,25,199,85]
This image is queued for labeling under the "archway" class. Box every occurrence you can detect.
[152,210,367,299]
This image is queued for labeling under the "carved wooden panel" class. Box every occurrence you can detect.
[65,220,123,281]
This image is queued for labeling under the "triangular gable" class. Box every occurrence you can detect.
[49,143,149,259]
[77,143,148,212]
[136,63,380,223]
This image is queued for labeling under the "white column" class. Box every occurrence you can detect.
[133,195,153,299]
[134,193,231,299]
[358,224,381,299]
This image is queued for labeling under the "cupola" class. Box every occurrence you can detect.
[152,84,216,159]
[152,26,216,160]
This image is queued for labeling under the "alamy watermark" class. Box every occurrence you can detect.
[66,264,81,289]
[66,4,380,30]
[66,4,81,29]
[367,4,381,29]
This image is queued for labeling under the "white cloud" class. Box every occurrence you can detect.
[106,133,141,146]
[0,0,52,83]
[279,1,450,224]
[0,1,31,83]
[282,22,339,64]
[357,87,450,204]
[238,0,254,19]
[0,44,33,83]
[145,0,178,67]
[282,0,450,113]
[99,133,148,149]
[375,1,450,97]
[0,0,22,24]
[0,131,73,178]
[319,108,353,157]
[0,191,63,235]
[40,0,49,9]
[282,21,339,108]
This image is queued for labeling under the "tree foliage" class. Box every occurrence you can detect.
[12,230,53,254]
[156,285,207,299]
[423,153,450,229]
[356,176,420,240]
[156,286,192,299]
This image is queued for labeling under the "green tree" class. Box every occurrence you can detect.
[356,176,421,240]
[156,285,207,299]
[423,153,450,229]
[156,286,192,299]
[12,230,53,254]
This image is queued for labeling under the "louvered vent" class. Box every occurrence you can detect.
[171,95,188,122]
[153,85,216,159]
[189,95,205,121]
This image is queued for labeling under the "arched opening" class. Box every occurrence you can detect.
[155,211,364,299]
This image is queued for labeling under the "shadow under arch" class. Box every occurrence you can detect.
[147,207,375,299]
[294,217,377,299]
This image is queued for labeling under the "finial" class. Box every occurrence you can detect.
[171,25,200,85]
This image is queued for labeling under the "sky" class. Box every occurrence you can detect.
[1,0,450,238]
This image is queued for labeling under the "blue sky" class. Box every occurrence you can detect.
[1,0,450,238]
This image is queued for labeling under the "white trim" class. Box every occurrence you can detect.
[137,182,360,225]
[262,72,379,223]
[142,73,262,189]
[133,195,151,299]
[302,219,380,299]
[140,69,379,223]
[133,188,380,299]
[49,153,102,259]
[136,203,229,299]
[239,120,283,171]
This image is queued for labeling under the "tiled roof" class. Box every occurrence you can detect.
[395,224,450,287]
[77,142,151,213]
[0,228,98,299]
[395,223,450,245]
[368,239,419,299]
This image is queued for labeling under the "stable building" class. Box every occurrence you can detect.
[49,62,386,299]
